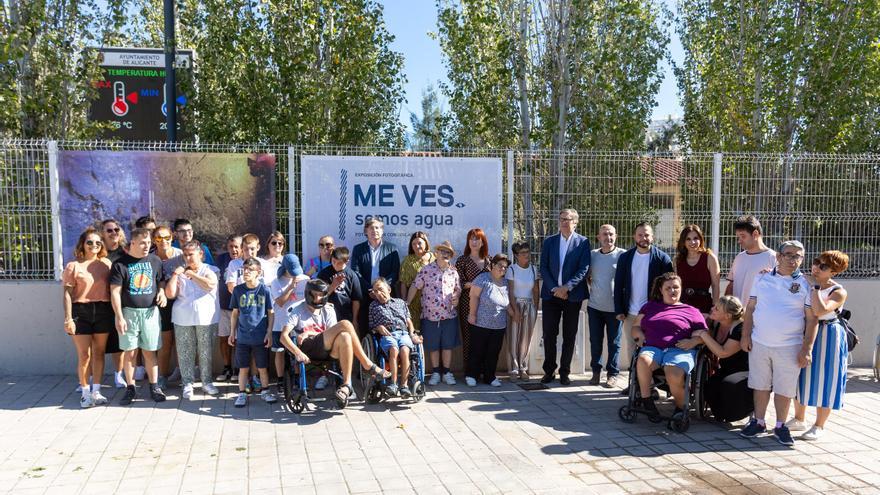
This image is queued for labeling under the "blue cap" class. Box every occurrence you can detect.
[277,254,304,278]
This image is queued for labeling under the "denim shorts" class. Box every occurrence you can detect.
[379,330,415,354]
[420,317,461,352]
[639,346,697,374]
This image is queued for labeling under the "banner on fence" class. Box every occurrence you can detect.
[58,150,276,264]
[300,155,503,261]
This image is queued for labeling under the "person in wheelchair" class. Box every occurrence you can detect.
[631,272,708,420]
[369,278,423,397]
[280,279,391,403]
[676,295,752,422]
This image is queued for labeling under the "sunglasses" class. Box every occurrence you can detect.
[812,258,830,271]
[85,240,103,247]
[270,240,285,246]
[105,227,120,233]
[436,251,452,259]
[319,243,334,248]
[153,235,172,241]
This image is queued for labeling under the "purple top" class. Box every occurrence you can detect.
[639,300,707,348]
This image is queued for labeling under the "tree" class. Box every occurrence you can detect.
[676,0,880,153]
[409,83,446,150]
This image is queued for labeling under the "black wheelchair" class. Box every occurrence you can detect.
[618,343,714,433]
[281,350,348,413]
[359,331,426,404]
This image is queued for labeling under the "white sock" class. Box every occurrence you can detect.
[81,388,90,399]
[91,384,101,393]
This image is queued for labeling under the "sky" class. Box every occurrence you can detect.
[381,0,684,132]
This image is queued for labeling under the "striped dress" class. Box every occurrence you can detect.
[797,284,848,410]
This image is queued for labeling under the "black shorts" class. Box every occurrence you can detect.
[235,342,269,369]
[299,334,331,361]
[159,301,174,332]
[72,302,115,335]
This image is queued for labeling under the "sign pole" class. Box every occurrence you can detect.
[164,0,177,143]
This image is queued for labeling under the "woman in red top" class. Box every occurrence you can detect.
[673,224,720,315]
[455,228,490,368]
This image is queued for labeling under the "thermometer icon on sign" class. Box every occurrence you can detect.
[111,81,129,117]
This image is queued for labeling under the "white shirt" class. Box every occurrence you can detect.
[558,233,573,286]
[171,264,221,326]
[727,249,777,302]
[261,257,282,286]
[750,269,811,347]
[506,264,537,299]
[369,242,382,283]
[269,276,309,333]
[225,257,269,288]
[627,251,651,315]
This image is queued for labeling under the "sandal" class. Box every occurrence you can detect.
[365,364,392,379]
[335,383,353,402]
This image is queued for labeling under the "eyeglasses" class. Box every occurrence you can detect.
[812,258,830,271]
[243,267,260,273]
[559,217,575,222]
[105,227,120,233]
[153,235,172,241]
[85,240,103,247]
[781,253,804,262]
[319,243,334,248]
[270,240,285,246]
[437,251,452,259]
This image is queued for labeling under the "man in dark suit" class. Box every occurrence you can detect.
[540,208,591,385]
[350,218,401,337]
[613,222,673,393]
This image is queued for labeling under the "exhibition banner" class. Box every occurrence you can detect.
[300,155,502,261]
[58,150,276,264]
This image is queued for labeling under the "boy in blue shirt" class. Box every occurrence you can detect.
[229,258,277,407]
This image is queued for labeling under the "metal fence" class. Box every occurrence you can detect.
[1,140,878,280]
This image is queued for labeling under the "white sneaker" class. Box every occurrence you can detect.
[315,375,329,390]
[489,378,502,387]
[114,372,127,388]
[234,392,247,408]
[91,390,108,405]
[785,418,808,432]
[428,372,441,385]
[202,383,220,396]
[134,366,146,381]
[465,377,477,387]
[182,384,194,400]
[443,372,457,385]
[80,394,94,408]
[801,425,824,441]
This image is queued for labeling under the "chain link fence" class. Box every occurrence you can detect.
[1,140,878,280]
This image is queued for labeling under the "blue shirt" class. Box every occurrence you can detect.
[231,283,272,345]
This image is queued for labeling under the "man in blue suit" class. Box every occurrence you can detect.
[350,218,401,337]
[613,222,673,393]
[540,208,591,385]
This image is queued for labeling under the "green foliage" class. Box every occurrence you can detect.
[676,0,880,153]
[409,83,447,150]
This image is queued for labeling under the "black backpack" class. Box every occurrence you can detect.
[837,308,859,352]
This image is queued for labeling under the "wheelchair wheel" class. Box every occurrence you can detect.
[360,334,377,392]
[411,380,426,402]
[365,383,383,404]
[291,393,305,414]
[283,367,295,411]
[618,405,637,423]
[693,353,712,420]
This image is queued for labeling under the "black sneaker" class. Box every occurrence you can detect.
[120,385,136,406]
[559,374,571,386]
[638,397,661,421]
[773,425,795,446]
[150,384,166,403]
[540,373,555,384]
[739,418,767,438]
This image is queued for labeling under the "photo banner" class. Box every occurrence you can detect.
[300,155,503,261]
[58,150,276,265]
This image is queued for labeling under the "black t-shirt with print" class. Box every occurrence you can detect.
[110,253,165,309]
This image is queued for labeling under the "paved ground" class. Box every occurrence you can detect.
[0,369,878,495]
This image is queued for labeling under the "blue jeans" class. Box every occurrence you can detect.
[587,307,621,376]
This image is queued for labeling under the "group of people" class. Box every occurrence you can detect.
[62,211,852,445]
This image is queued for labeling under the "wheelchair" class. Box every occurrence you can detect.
[359,331,426,404]
[618,343,714,433]
[281,350,348,414]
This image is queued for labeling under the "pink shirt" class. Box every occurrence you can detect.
[412,262,461,322]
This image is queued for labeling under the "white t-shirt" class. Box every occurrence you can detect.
[750,270,811,347]
[506,264,537,299]
[171,264,221,326]
[627,251,651,315]
[728,249,777,302]
[285,301,338,337]
[225,257,269,288]
[261,257,282,286]
[269,276,310,333]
